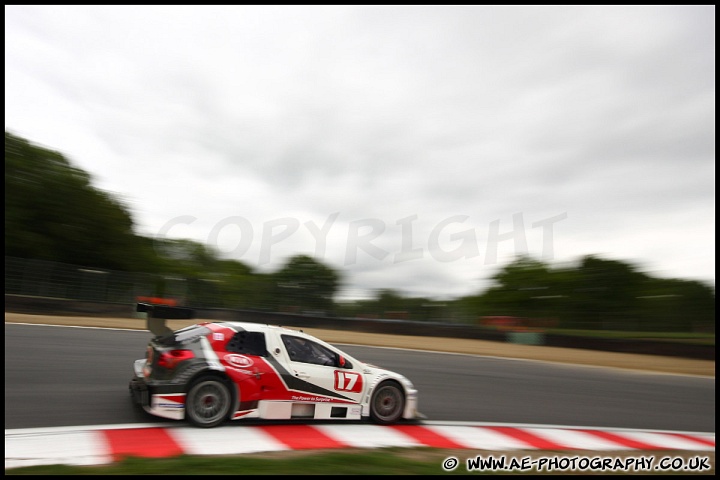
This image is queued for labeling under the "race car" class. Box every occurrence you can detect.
[129,303,420,428]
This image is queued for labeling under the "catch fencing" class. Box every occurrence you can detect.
[5,256,171,305]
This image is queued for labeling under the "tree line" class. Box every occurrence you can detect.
[5,131,714,332]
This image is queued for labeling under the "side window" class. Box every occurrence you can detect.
[226,331,268,356]
[281,335,336,366]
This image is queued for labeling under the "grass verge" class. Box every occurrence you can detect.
[5,448,715,475]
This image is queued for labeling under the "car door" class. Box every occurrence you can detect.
[279,334,365,405]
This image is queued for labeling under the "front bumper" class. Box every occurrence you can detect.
[403,387,420,420]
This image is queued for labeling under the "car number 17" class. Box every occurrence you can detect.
[334,371,362,392]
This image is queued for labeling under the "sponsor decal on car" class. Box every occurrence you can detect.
[224,354,254,368]
[290,394,333,402]
[151,394,186,409]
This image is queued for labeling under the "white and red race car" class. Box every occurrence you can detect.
[129,303,420,427]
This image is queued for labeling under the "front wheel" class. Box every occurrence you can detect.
[369,381,405,424]
[185,378,232,428]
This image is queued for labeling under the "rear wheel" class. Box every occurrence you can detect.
[185,378,232,428]
[370,381,405,424]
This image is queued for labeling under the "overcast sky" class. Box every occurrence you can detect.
[5,5,715,300]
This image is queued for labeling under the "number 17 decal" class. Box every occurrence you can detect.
[334,370,363,393]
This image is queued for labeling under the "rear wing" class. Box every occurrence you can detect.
[136,302,195,336]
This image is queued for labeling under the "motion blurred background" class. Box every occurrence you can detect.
[5,6,715,340]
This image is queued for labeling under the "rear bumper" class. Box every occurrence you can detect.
[129,361,186,421]
[129,375,149,407]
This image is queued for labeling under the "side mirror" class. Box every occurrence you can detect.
[337,355,352,369]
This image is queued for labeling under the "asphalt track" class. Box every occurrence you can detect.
[4,322,716,469]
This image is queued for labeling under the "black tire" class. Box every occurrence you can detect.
[185,378,232,428]
[369,381,405,424]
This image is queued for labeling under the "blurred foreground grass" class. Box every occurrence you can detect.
[6,449,478,475]
[6,448,714,475]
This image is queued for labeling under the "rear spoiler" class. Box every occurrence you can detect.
[136,302,195,336]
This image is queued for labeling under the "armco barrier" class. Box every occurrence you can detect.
[4,294,714,361]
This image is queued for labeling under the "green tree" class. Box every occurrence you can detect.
[473,254,714,332]
[570,255,648,330]
[481,256,554,318]
[636,277,715,332]
[271,255,340,313]
[211,258,266,310]
[5,131,148,271]
[374,289,407,315]
[150,238,262,308]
